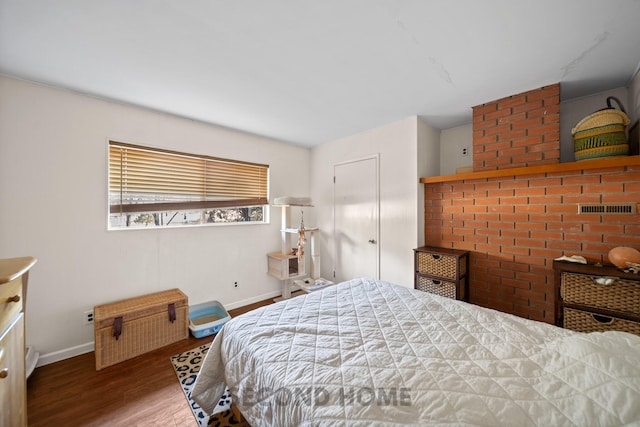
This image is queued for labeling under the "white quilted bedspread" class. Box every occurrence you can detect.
[192,278,640,426]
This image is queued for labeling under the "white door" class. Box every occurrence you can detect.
[333,156,379,282]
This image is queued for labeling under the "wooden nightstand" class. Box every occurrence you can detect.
[414,246,469,301]
[554,260,640,336]
[1,256,37,427]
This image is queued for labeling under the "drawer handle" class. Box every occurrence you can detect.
[431,254,441,260]
[432,280,442,286]
[592,276,618,286]
[6,295,20,303]
[591,314,614,325]
[0,368,8,379]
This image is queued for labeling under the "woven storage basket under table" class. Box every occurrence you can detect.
[560,272,640,314]
[416,252,462,279]
[416,275,461,299]
[564,307,640,335]
[94,288,188,370]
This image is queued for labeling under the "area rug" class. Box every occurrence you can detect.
[171,344,246,426]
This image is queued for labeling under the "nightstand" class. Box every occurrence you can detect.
[414,246,469,301]
[554,260,640,336]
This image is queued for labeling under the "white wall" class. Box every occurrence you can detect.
[417,119,441,246]
[630,68,640,124]
[0,76,310,364]
[439,124,472,176]
[310,116,439,288]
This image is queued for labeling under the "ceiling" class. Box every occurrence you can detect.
[1,1,640,148]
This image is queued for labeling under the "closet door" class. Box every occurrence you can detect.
[333,155,379,282]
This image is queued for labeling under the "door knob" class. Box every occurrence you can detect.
[368,239,377,244]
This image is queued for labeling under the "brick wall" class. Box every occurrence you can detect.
[424,165,640,323]
[473,84,560,171]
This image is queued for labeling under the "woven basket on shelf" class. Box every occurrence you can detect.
[572,96,630,161]
[574,143,629,160]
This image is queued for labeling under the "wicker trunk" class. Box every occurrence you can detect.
[94,288,188,370]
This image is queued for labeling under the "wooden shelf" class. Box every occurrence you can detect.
[267,252,298,260]
[267,252,305,280]
[420,155,640,184]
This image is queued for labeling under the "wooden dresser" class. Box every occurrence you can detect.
[1,257,37,427]
[554,260,640,335]
[414,246,469,301]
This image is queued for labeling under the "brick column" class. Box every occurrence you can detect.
[472,84,560,171]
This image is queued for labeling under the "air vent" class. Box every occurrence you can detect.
[578,203,636,214]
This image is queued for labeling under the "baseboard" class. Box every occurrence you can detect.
[222,290,282,311]
[35,291,283,367]
[37,341,94,367]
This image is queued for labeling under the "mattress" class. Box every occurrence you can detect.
[192,278,640,426]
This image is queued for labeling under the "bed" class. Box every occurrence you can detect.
[192,277,640,426]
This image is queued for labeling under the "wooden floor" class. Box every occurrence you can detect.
[27,298,273,427]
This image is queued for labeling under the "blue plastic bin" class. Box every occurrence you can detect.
[189,300,231,338]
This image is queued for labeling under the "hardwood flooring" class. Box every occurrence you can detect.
[27,298,273,427]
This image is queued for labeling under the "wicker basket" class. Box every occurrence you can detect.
[572,96,630,161]
[573,123,627,149]
[572,109,630,133]
[560,272,640,313]
[564,307,640,336]
[94,288,188,370]
[416,275,458,299]
[574,143,629,161]
[416,252,459,279]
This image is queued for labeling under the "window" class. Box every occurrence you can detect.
[108,141,269,229]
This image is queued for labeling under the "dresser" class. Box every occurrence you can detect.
[554,260,640,335]
[414,246,469,301]
[1,257,37,427]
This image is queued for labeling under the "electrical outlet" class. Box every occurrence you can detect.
[84,310,94,325]
[233,281,239,288]
[461,146,470,157]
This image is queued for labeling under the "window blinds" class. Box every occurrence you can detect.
[109,141,269,214]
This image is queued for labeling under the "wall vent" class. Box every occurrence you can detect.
[578,203,636,214]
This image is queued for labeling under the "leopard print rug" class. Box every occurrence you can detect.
[171,344,248,426]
